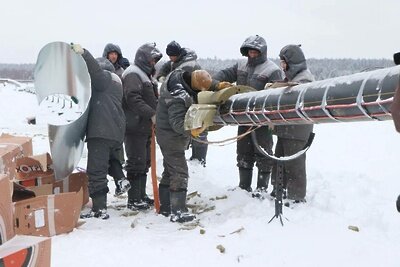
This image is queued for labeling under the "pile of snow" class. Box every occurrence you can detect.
[1,85,399,266]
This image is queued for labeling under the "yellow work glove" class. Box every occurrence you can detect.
[216,81,233,90]
[158,76,166,83]
[70,43,84,54]
[191,125,207,137]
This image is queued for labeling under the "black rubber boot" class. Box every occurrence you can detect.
[114,179,122,196]
[127,177,149,210]
[159,184,171,216]
[252,172,270,198]
[140,174,154,206]
[397,195,400,213]
[170,190,196,223]
[92,194,107,211]
[256,171,270,191]
[239,168,253,192]
[81,194,109,220]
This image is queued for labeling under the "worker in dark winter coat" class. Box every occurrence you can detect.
[103,43,130,78]
[391,52,400,133]
[71,44,128,220]
[211,35,283,195]
[122,42,162,211]
[156,69,212,223]
[157,41,208,166]
[272,44,315,206]
[103,43,130,183]
[156,41,201,82]
[390,51,400,212]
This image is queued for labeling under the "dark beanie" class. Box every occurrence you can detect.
[166,41,182,56]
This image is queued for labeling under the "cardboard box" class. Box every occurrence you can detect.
[28,184,53,197]
[53,172,89,207]
[0,235,51,267]
[15,153,55,187]
[23,172,89,207]
[15,153,53,180]
[13,190,83,237]
[12,183,36,202]
[0,174,15,245]
[16,174,55,188]
[15,153,89,206]
[0,134,33,180]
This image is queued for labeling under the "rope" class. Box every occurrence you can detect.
[191,126,262,146]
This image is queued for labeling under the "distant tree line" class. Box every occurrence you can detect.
[0,64,35,80]
[197,58,394,81]
[0,58,394,82]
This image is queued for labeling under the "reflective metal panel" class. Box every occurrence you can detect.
[34,42,91,179]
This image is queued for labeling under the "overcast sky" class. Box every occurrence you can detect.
[1,0,399,63]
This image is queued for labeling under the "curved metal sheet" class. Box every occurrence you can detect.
[34,42,91,179]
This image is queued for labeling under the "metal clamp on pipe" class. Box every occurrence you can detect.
[184,85,256,131]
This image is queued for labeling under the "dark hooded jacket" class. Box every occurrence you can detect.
[156,69,196,150]
[81,49,126,143]
[392,81,400,132]
[275,45,314,141]
[122,43,162,135]
[212,35,283,90]
[391,52,400,132]
[103,43,130,78]
[157,48,201,80]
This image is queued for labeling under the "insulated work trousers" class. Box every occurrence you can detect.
[124,133,151,176]
[236,126,274,172]
[87,138,124,197]
[159,147,189,191]
[191,131,208,162]
[272,137,307,200]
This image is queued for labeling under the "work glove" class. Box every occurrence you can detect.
[151,115,156,124]
[216,81,233,90]
[264,82,273,89]
[191,125,207,138]
[70,43,84,55]
[158,76,166,83]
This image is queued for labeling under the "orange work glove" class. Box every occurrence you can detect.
[191,125,207,137]
[216,81,233,90]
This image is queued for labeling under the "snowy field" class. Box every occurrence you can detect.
[1,84,400,266]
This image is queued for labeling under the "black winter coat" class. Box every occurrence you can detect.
[212,37,283,91]
[275,45,314,141]
[82,49,126,143]
[122,43,160,135]
[213,59,282,91]
[156,48,201,80]
[156,70,196,150]
[274,69,314,141]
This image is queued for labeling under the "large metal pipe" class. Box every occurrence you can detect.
[214,65,400,126]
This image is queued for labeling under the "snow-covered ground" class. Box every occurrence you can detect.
[1,85,400,266]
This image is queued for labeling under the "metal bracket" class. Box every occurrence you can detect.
[185,85,256,130]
